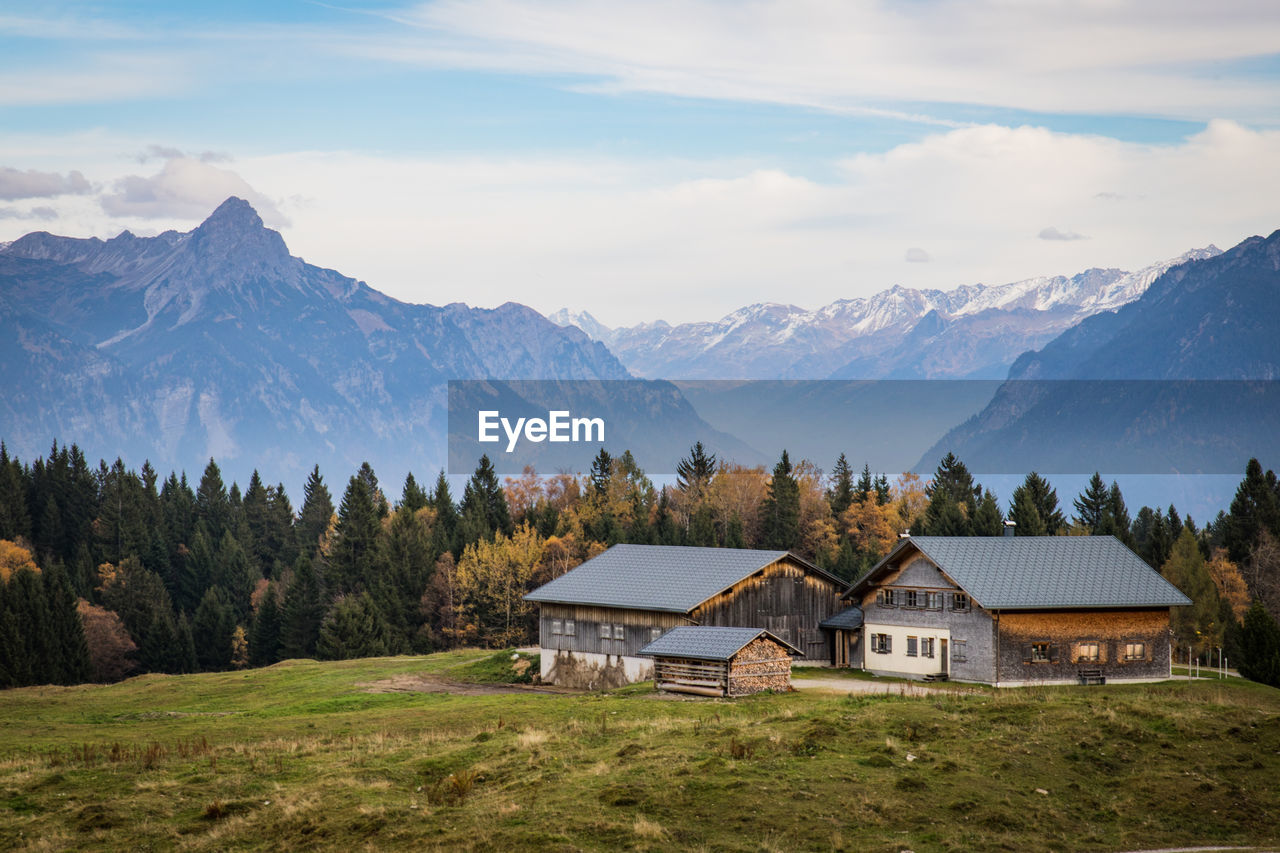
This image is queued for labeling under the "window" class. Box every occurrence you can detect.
[564,620,575,636]
[905,590,922,608]
[1124,642,1146,661]
[551,619,563,635]
[871,633,892,654]
[613,625,625,640]
[906,636,919,657]
[877,589,896,608]
[599,623,612,640]
[951,593,969,612]
[927,592,943,611]
[1076,642,1100,663]
[649,627,663,642]
[921,637,935,659]
[952,640,968,662]
[1031,642,1052,663]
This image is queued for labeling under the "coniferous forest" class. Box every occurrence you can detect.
[1,439,1279,689]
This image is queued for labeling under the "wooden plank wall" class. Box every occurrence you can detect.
[692,559,842,662]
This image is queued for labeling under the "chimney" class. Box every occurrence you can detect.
[1003,520,1017,538]
[899,530,911,539]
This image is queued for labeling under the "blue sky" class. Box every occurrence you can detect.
[2,1,1279,324]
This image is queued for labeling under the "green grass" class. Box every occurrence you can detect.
[0,652,1278,851]
[447,649,539,684]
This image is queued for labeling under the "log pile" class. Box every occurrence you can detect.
[727,637,793,696]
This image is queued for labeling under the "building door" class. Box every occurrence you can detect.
[941,639,949,675]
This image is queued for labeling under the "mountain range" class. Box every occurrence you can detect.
[550,246,1219,380]
[0,198,635,486]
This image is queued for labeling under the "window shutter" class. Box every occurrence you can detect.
[885,635,892,654]
[1022,644,1033,663]
[1049,644,1060,664]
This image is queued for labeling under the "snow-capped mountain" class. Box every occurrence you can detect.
[549,247,1220,379]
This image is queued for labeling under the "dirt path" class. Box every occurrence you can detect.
[357,674,570,696]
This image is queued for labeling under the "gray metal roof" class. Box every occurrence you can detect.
[525,544,835,612]
[820,605,865,630]
[851,536,1191,610]
[637,626,802,661]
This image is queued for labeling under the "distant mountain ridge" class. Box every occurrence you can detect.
[551,247,1220,379]
[917,228,1280,475]
[0,198,634,485]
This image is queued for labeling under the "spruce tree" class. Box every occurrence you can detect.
[589,449,613,496]
[317,592,395,660]
[192,586,236,671]
[400,473,428,513]
[1073,472,1110,533]
[44,563,91,684]
[329,473,385,596]
[1104,482,1133,544]
[296,465,335,558]
[457,455,512,546]
[214,530,256,620]
[249,583,283,667]
[280,555,324,659]
[827,454,854,518]
[1224,458,1280,563]
[1011,472,1064,535]
[973,489,1004,536]
[1238,598,1280,687]
[854,464,874,505]
[688,504,717,547]
[194,459,230,544]
[1008,486,1046,537]
[761,451,801,550]
[429,471,459,557]
[676,442,717,503]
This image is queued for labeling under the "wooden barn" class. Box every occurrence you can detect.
[639,626,802,697]
[524,545,844,689]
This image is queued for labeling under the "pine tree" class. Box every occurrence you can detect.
[0,444,32,542]
[328,472,386,596]
[1073,472,1110,533]
[1224,458,1280,563]
[922,453,979,535]
[192,586,236,671]
[653,490,680,546]
[724,514,746,549]
[1104,482,1133,544]
[249,583,283,667]
[874,474,891,506]
[1008,486,1046,537]
[457,456,512,547]
[9,568,56,686]
[214,530,256,620]
[280,555,324,659]
[688,504,717,547]
[854,464,873,505]
[43,563,91,684]
[761,451,801,550]
[317,593,395,660]
[194,459,230,544]
[676,442,717,504]
[400,473,428,513]
[429,471,459,557]
[297,465,335,558]
[100,557,185,674]
[827,454,854,518]
[973,489,1004,536]
[1010,472,1064,535]
[589,449,613,496]
[1238,598,1280,687]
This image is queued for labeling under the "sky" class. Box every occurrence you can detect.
[1,1,1279,327]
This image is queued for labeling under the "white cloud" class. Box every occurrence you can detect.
[1038,227,1087,241]
[100,157,287,227]
[3,120,1279,327]
[0,167,90,200]
[368,0,1280,122]
[0,206,58,221]
[904,248,931,263]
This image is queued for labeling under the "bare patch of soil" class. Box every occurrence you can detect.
[357,674,568,696]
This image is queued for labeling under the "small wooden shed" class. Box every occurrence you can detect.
[638,626,803,697]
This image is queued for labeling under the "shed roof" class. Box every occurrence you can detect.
[637,626,802,661]
[849,536,1191,610]
[524,544,838,613]
[820,605,864,630]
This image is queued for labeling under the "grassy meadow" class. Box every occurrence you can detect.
[0,651,1277,851]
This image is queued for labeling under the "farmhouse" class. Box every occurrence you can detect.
[833,533,1191,685]
[639,626,802,697]
[525,544,844,689]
